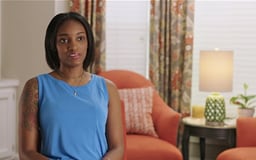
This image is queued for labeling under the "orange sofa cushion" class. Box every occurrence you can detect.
[126,135,182,160]
[217,118,256,160]
[217,147,256,160]
[118,87,158,137]
[236,117,256,147]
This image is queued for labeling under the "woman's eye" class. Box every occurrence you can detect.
[77,36,85,41]
[59,38,68,44]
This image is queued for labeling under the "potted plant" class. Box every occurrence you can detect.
[230,83,256,117]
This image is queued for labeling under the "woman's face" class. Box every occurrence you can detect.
[56,19,88,69]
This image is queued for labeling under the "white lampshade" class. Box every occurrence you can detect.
[199,50,233,92]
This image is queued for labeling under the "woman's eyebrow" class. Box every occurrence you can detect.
[77,31,86,35]
[57,32,86,37]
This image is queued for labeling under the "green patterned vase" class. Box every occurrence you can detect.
[204,93,226,126]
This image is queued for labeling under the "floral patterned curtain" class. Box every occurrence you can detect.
[70,0,106,73]
[149,0,194,115]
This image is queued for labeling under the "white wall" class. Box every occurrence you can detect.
[1,0,54,96]
[0,1,2,79]
[1,0,69,98]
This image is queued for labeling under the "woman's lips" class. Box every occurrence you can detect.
[69,52,80,59]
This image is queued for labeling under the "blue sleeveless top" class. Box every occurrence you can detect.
[37,73,109,160]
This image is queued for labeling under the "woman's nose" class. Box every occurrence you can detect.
[67,39,77,51]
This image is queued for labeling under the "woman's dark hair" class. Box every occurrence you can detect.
[45,12,95,70]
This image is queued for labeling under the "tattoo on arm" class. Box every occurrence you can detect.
[20,78,39,131]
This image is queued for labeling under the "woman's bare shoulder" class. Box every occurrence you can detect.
[20,77,39,105]
[103,78,117,91]
[24,77,38,90]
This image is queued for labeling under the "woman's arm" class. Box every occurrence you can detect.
[102,80,124,160]
[19,78,48,160]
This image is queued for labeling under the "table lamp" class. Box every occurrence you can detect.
[199,49,233,126]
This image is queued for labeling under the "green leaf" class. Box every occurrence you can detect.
[230,83,256,108]
[244,83,248,90]
[247,95,256,101]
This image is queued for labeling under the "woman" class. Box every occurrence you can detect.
[19,12,124,160]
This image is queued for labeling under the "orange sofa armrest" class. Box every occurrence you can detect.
[152,91,181,146]
[237,117,256,147]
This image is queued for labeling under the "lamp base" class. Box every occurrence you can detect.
[204,92,226,126]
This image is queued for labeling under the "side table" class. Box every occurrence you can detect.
[182,117,236,160]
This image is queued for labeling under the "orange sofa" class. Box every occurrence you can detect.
[98,70,182,160]
[217,117,256,160]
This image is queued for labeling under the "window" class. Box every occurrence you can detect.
[106,1,150,77]
[192,1,256,117]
